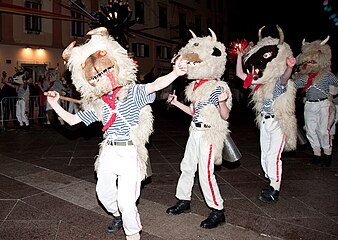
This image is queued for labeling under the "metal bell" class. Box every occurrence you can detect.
[222,133,242,162]
[297,125,308,145]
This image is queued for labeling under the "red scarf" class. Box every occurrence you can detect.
[243,73,262,92]
[193,79,208,91]
[101,87,122,131]
[302,72,318,93]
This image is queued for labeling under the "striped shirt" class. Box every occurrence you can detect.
[76,84,155,141]
[293,72,338,100]
[259,78,287,116]
[192,86,222,124]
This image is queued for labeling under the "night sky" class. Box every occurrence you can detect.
[227,0,338,71]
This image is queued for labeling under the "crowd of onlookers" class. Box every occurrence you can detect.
[0,67,80,130]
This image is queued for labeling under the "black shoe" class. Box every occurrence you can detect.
[310,155,321,165]
[261,185,271,194]
[107,216,123,234]
[166,200,191,215]
[321,154,332,167]
[258,186,279,203]
[200,209,225,229]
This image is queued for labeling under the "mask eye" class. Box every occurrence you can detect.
[98,50,107,57]
[193,43,199,47]
[81,62,86,69]
[263,52,272,59]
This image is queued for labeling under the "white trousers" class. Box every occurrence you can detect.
[16,99,29,126]
[176,127,224,210]
[96,144,142,236]
[260,118,285,191]
[304,100,335,154]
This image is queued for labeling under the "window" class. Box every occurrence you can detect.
[71,1,85,37]
[25,1,41,33]
[156,46,171,59]
[159,6,167,28]
[71,11,85,37]
[132,43,149,57]
[135,1,144,24]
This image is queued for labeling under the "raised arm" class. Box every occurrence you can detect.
[45,91,82,125]
[145,56,187,95]
[236,51,247,81]
[280,56,296,86]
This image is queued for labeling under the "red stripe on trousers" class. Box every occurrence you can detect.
[207,144,219,206]
[276,136,285,182]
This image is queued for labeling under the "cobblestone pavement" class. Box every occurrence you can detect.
[0,102,337,240]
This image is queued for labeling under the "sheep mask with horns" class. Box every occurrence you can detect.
[296,36,331,84]
[62,27,153,180]
[172,28,232,165]
[242,25,297,151]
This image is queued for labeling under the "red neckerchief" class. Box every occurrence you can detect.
[193,79,208,91]
[101,87,122,131]
[192,80,208,115]
[243,73,262,92]
[243,73,253,89]
[302,72,318,93]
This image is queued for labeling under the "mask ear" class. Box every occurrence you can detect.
[171,54,180,64]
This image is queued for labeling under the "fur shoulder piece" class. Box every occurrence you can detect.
[185,80,232,110]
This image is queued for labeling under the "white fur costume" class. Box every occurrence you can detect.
[240,26,297,191]
[172,29,232,211]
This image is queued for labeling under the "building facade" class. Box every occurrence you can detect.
[0,0,228,92]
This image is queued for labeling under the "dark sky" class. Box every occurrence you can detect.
[227,0,338,70]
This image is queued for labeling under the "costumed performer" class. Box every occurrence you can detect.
[235,25,297,203]
[45,27,187,240]
[166,28,232,229]
[292,36,338,167]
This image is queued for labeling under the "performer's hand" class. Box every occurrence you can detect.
[286,56,296,68]
[173,56,188,77]
[45,91,60,104]
[218,91,229,103]
[167,94,177,105]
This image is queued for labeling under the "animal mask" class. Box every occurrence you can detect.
[296,36,331,74]
[243,25,293,85]
[173,28,227,80]
[62,27,138,101]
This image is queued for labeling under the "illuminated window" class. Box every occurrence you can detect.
[71,1,85,37]
[25,1,41,33]
[132,43,149,57]
[157,46,171,60]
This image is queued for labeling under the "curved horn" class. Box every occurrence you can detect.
[320,35,330,45]
[189,29,197,38]
[276,24,284,45]
[208,28,217,42]
[258,26,265,41]
[302,38,306,45]
[87,27,109,36]
[62,41,76,62]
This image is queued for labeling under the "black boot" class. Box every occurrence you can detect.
[166,200,191,215]
[200,209,225,229]
[321,154,332,167]
[107,215,123,234]
[258,186,279,203]
[310,155,321,165]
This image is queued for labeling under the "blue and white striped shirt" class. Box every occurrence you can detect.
[293,72,338,100]
[192,86,222,124]
[76,84,155,141]
[260,78,287,116]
